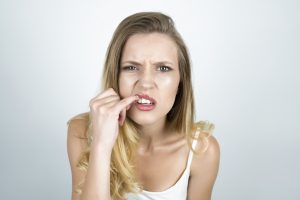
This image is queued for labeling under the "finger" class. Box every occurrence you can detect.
[103,96,137,125]
[126,102,134,110]
[118,107,126,126]
[114,95,139,112]
[95,97,129,126]
[90,95,120,107]
[98,99,120,110]
[89,88,118,106]
[93,88,116,99]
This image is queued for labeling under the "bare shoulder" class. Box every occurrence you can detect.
[191,135,220,174]
[66,112,90,199]
[188,135,220,200]
[67,112,90,138]
[67,111,90,163]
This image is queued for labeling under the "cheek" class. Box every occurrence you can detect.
[157,74,180,94]
[118,75,136,97]
[156,74,180,110]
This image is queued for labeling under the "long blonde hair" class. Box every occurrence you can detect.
[67,11,215,200]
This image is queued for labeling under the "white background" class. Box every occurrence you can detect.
[0,0,299,199]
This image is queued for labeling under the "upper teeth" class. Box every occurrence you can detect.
[138,98,152,104]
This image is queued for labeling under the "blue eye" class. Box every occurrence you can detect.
[122,66,137,71]
[158,66,171,72]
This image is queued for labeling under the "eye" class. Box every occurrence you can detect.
[158,65,172,72]
[122,65,137,71]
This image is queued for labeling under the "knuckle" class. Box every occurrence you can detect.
[89,99,95,108]
[120,98,129,105]
[98,106,107,114]
[107,88,114,93]
[90,100,101,110]
[90,104,98,111]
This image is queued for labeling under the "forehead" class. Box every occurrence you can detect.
[121,33,178,64]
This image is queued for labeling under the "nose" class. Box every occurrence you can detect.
[137,67,155,90]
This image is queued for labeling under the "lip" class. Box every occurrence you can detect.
[134,93,157,111]
[135,94,157,105]
[134,103,156,111]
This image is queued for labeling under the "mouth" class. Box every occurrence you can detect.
[135,94,157,105]
[133,94,157,111]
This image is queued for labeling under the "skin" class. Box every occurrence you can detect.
[119,33,180,146]
[67,32,220,200]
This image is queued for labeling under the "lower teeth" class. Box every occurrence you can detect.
[138,103,152,105]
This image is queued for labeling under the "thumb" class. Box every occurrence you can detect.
[118,107,126,126]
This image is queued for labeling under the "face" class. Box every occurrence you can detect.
[118,33,180,126]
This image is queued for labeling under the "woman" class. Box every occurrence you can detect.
[67,12,220,200]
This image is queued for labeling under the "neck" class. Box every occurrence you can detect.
[136,118,176,152]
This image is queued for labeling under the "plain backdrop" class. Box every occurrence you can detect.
[0,0,299,199]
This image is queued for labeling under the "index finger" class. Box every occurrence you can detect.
[91,88,117,101]
[114,95,139,112]
[89,88,119,107]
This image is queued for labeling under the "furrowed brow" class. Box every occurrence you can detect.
[121,61,142,66]
[152,61,174,66]
[121,60,174,66]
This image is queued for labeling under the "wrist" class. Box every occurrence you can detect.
[90,141,114,155]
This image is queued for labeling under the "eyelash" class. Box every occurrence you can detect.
[158,66,171,72]
[123,66,137,71]
[121,65,172,72]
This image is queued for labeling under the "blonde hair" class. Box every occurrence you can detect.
[67,11,215,200]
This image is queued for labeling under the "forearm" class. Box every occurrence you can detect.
[80,144,112,200]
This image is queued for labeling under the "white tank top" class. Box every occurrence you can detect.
[125,130,200,200]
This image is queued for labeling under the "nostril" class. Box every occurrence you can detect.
[137,80,155,89]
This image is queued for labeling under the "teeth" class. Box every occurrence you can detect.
[138,98,152,104]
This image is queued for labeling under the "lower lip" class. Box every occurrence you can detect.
[134,102,156,111]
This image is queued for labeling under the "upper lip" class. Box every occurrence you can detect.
[135,93,157,104]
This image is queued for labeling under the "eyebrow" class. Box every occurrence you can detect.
[121,60,174,66]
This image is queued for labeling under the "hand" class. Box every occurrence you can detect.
[89,88,138,149]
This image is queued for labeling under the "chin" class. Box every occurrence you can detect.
[127,113,160,127]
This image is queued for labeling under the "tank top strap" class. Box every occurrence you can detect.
[186,128,201,170]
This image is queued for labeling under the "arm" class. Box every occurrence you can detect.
[67,118,112,200]
[67,89,138,200]
[67,118,88,200]
[187,135,221,200]
[80,141,112,200]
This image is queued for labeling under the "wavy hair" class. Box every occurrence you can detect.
[67,11,215,200]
